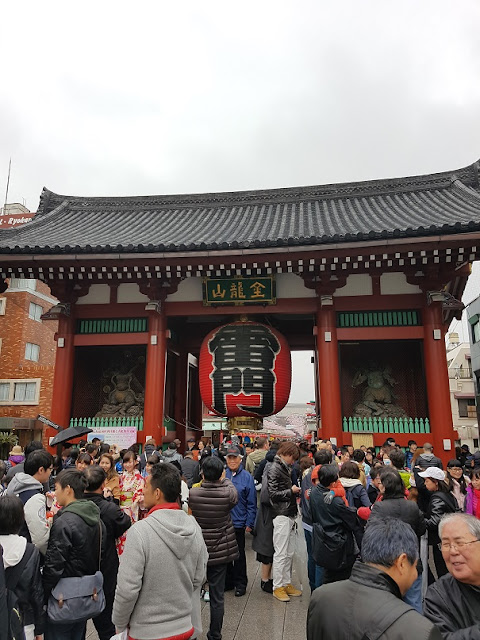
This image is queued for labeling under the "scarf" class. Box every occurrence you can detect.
[147,503,180,516]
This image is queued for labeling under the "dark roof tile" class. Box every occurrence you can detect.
[0,160,479,254]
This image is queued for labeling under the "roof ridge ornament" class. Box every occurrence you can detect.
[41,302,71,320]
[427,290,464,310]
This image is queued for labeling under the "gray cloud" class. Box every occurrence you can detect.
[1,0,479,402]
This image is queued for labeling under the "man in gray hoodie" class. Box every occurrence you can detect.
[113,462,208,640]
[162,441,183,464]
[6,449,53,555]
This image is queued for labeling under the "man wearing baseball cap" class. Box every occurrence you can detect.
[225,446,257,597]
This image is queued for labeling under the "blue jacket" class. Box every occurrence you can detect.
[405,450,414,470]
[225,466,257,529]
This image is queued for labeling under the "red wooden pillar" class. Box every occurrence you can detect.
[143,309,167,444]
[316,301,343,446]
[423,302,455,465]
[49,313,75,443]
[174,349,188,452]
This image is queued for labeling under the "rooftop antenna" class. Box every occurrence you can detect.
[3,157,11,216]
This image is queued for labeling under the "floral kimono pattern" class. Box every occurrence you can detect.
[116,470,145,555]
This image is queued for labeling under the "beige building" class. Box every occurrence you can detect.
[447,334,479,451]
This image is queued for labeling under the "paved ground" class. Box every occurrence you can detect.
[87,529,310,640]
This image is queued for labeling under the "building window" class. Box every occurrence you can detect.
[29,302,43,322]
[472,321,480,344]
[25,342,40,362]
[0,379,41,404]
[0,298,6,315]
[13,381,37,402]
[0,383,9,401]
[458,398,476,418]
[9,278,36,291]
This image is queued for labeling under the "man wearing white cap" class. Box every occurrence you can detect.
[418,467,459,580]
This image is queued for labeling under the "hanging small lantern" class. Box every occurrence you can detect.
[199,321,291,420]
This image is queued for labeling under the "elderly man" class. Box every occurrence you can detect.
[307,518,442,640]
[424,513,480,638]
[224,445,257,596]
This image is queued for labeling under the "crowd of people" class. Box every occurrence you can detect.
[0,434,479,640]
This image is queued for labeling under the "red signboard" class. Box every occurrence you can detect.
[199,321,291,418]
[0,213,35,229]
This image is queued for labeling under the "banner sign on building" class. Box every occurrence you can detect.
[0,212,35,229]
[87,427,137,450]
[203,276,276,306]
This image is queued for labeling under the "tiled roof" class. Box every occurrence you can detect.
[0,160,479,254]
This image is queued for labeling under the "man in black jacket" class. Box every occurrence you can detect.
[267,442,302,602]
[307,519,442,640]
[181,451,200,488]
[43,469,106,640]
[84,465,131,640]
[424,513,480,639]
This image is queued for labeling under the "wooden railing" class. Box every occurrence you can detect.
[343,416,430,433]
[69,416,144,430]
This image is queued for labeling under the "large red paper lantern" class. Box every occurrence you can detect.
[199,321,291,418]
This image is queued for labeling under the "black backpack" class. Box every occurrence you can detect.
[0,544,34,640]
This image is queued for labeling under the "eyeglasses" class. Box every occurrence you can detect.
[438,539,480,552]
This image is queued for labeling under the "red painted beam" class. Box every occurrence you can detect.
[164,298,318,316]
[337,327,424,341]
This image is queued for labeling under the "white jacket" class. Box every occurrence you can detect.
[6,472,50,555]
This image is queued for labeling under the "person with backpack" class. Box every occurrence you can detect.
[339,462,371,509]
[310,464,360,584]
[300,449,332,593]
[138,438,157,474]
[307,518,442,640]
[6,450,53,555]
[0,495,45,640]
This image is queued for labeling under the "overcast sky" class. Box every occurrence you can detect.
[1,1,480,403]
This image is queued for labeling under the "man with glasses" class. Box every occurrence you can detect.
[424,513,480,637]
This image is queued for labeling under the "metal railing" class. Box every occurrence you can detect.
[343,416,430,433]
[448,368,473,379]
[69,416,144,430]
